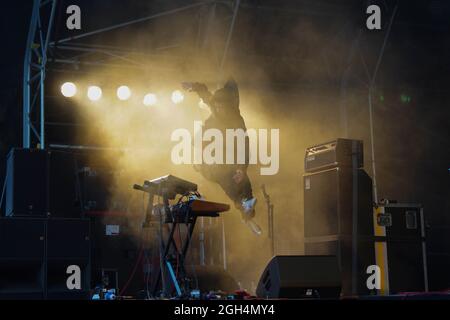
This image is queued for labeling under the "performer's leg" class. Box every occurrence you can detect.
[213,166,256,219]
[209,166,246,202]
[231,167,253,202]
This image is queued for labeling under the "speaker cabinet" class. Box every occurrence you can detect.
[5,148,80,218]
[0,218,90,299]
[47,219,90,299]
[0,218,46,298]
[304,237,375,295]
[304,167,373,237]
[303,167,375,296]
[89,212,140,296]
[78,167,115,212]
[47,219,90,259]
[5,149,48,217]
[48,151,79,218]
[304,138,363,173]
[256,256,341,299]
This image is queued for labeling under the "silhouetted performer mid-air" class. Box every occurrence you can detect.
[182,79,261,235]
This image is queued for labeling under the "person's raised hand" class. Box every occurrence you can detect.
[181,82,194,91]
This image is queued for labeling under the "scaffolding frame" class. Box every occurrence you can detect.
[23,0,57,149]
[22,0,242,149]
[23,0,361,150]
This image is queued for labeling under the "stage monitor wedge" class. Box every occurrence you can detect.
[256,255,341,299]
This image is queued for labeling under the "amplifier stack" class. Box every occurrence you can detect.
[303,139,374,296]
[303,139,428,296]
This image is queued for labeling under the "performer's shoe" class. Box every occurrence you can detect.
[239,198,262,236]
[241,197,257,218]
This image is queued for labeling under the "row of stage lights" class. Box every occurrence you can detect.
[60,82,185,105]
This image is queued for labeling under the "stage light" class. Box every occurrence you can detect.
[143,93,157,106]
[61,82,77,97]
[87,86,102,101]
[117,85,131,101]
[171,90,184,104]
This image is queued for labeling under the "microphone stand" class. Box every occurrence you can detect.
[261,184,275,257]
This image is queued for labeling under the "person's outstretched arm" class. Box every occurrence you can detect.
[182,82,217,117]
[182,82,213,104]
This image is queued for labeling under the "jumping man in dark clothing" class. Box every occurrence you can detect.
[182,79,261,235]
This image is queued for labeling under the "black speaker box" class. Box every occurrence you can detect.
[47,218,91,299]
[304,167,373,237]
[46,260,90,300]
[304,237,375,295]
[304,139,363,173]
[47,218,90,259]
[0,218,46,298]
[5,148,80,218]
[0,217,90,299]
[48,151,79,218]
[78,167,115,212]
[303,167,375,296]
[256,255,341,299]
[0,218,46,259]
[89,212,140,296]
[5,149,48,217]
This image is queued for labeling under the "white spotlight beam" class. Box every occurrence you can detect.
[87,86,102,101]
[117,85,131,100]
[61,82,77,97]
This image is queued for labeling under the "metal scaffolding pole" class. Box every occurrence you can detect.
[367,5,398,204]
[51,2,210,45]
[219,0,240,75]
[339,29,364,138]
[23,0,57,149]
[24,1,209,149]
[23,0,40,148]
